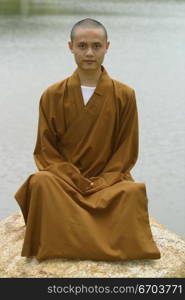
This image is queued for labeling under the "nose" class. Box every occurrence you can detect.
[86,47,93,56]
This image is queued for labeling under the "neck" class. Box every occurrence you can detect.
[77,66,102,87]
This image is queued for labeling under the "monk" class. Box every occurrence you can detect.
[14,18,161,262]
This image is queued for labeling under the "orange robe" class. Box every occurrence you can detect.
[14,65,161,262]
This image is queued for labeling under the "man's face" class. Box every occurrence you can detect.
[68,27,110,71]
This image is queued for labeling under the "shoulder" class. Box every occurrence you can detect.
[111,78,136,111]
[39,77,69,108]
[42,77,68,98]
[112,78,135,98]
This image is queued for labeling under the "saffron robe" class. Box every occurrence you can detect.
[14,65,161,262]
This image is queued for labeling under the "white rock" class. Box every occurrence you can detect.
[0,212,185,278]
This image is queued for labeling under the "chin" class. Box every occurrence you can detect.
[81,63,100,71]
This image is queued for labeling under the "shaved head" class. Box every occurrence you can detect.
[70,18,108,41]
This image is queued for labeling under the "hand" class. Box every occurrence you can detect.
[81,176,108,195]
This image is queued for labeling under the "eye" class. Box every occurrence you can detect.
[94,44,101,49]
[78,43,86,48]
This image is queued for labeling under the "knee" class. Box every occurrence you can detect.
[125,182,146,198]
[29,171,53,188]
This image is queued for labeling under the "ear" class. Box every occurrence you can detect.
[106,41,110,51]
[68,41,74,53]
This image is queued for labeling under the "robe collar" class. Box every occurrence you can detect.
[68,65,112,96]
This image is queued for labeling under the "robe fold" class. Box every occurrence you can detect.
[14,65,161,262]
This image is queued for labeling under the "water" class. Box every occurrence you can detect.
[0,0,185,238]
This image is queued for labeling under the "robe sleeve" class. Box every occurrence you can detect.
[33,92,96,194]
[97,88,139,185]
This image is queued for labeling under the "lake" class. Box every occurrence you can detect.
[0,0,185,238]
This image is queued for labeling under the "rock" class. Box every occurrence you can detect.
[0,211,185,278]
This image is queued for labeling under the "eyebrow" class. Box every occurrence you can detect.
[77,41,102,44]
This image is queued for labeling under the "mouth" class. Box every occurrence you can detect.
[83,60,96,63]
